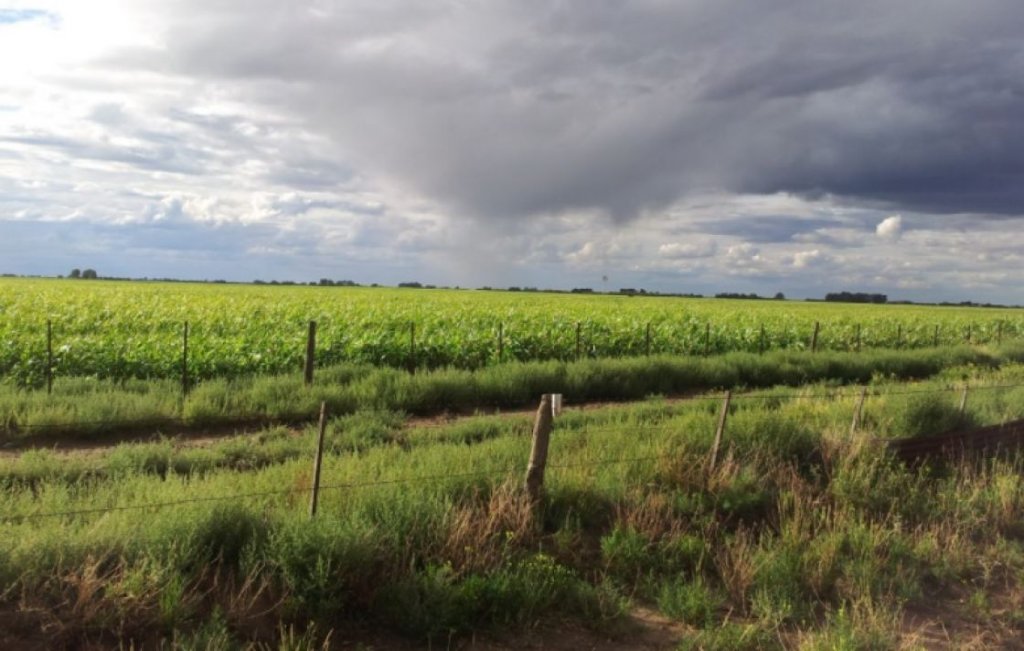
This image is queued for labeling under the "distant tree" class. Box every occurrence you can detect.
[774,292,785,300]
[69,268,81,279]
[715,292,762,299]
[824,291,887,304]
[82,269,98,279]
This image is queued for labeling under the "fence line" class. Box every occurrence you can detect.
[4,380,1023,525]
[4,380,1023,434]
[13,316,1022,391]
[0,450,700,525]
[0,465,527,524]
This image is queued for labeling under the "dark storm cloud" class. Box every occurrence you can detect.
[108,0,1024,221]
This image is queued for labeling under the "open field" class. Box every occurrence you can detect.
[1,278,1022,387]
[5,278,1024,649]
[3,363,1024,648]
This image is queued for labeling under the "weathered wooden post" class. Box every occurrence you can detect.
[704,322,711,356]
[708,390,732,473]
[958,385,969,416]
[855,324,861,352]
[46,319,53,395]
[645,322,651,356]
[304,320,316,386]
[759,323,765,355]
[525,394,554,504]
[934,324,940,348]
[997,322,1003,345]
[966,324,972,344]
[575,322,582,360]
[850,386,868,435]
[309,402,328,518]
[895,324,902,349]
[811,321,820,353]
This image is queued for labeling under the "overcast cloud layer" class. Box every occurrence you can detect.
[1,1,1023,301]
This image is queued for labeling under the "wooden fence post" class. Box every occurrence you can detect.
[525,394,554,504]
[958,385,969,416]
[309,402,328,518]
[850,386,868,435]
[966,324,972,344]
[811,321,820,353]
[934,324,939,348]
[704,322,711,356]
[304,320,316,386]
[759,323,765,355]
[575,322,582,361]
[645,322,651,356]
[895,324,902,349]
[855,324,861,352]
[181,321,189,397]
[708,390,732,473]
[46,319,53,395]
[997,322,1003,345]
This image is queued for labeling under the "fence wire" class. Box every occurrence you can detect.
[4,381,1023,434]
[1,379,1022,524]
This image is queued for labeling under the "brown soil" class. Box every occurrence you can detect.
[0,607,689,651]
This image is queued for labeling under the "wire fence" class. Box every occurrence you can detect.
[9,314,1022,394]
[4,380,1022,435]
[3,378,1022,526]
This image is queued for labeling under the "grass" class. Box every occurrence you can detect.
[3,360,1024,491]
[3,342,1024,441]
[3,365,1024,646]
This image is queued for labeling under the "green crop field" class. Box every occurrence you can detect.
[1,277,1021,387]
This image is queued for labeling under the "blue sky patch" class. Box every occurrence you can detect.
[0,8,59,27]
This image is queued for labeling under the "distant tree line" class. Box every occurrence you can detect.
[714,292,786,300]
[824,292,888,304]
[318,279,360,286]
[6,270,1017,308]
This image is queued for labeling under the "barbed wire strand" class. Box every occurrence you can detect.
[0,466,521,524]
[0,451,687,524]
[4,381,1024,433]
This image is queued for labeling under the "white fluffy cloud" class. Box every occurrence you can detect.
[658,241,718,259]
[792,250,828,268]
[876,215,904,241]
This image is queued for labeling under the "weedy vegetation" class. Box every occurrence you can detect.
[1,363,1024,648]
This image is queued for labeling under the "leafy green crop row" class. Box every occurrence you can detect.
[1,278,1021,386]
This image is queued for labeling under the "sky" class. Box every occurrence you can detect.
[1,1,1023,302]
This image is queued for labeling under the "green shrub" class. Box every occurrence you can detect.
[657,577,722,627]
